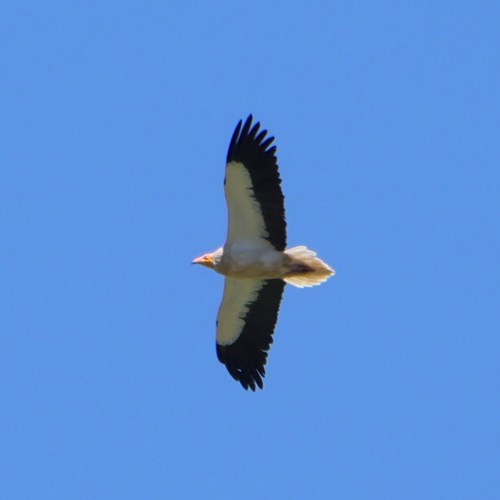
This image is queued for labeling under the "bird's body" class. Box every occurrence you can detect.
[193,116,334,390]
[214,246,286,280]
[199,244,332,284]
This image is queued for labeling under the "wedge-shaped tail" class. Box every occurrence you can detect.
[283,246,335,288]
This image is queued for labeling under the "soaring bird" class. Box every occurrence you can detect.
[193,115,334,390]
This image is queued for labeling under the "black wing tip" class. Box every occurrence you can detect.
[226,118,243,163]
[231,368,264,392]
[226,114,276,163]
[217,344,266,391]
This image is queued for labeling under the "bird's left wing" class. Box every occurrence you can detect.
[216,277,286,391]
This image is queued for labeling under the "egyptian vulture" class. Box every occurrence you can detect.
[193,115,334,391]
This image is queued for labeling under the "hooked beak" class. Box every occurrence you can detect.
[192,254,213,267]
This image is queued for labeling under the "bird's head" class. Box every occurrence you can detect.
[192,248,223,270]
[192,253,215,269]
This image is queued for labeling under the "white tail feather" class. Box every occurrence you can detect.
[283,246,335,288]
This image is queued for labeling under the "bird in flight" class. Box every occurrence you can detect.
[193,115,334,391]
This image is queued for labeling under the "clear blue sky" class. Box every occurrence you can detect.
[1,2,499,499]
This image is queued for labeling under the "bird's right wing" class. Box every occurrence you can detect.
[224,115,287,252]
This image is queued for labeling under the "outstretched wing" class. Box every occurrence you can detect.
[216,277,286,391]
[224,115,287,251]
